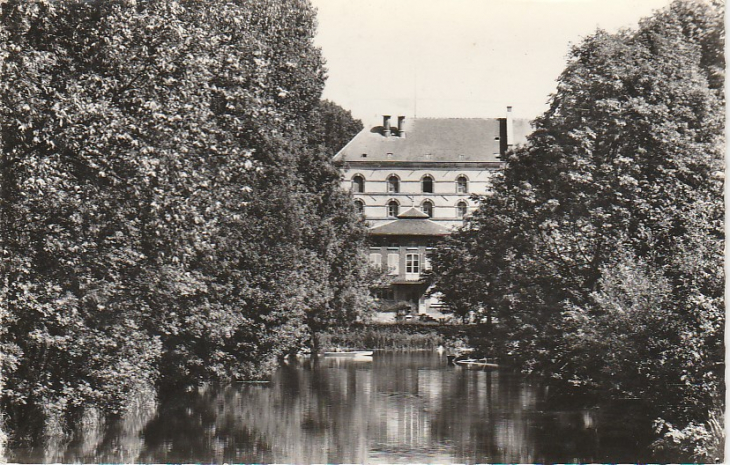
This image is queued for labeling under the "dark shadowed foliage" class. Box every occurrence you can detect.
[0,0,368,448]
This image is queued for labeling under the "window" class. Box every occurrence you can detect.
[405,253,420,279]
[387,200,399,218]
[421,200,434,218]
[422,175,434,193]
[387,253,399,275]
[369,253,382,270]
[424,252,432,271]
[457,201,468,218]
[354,199,364,215]
[352,175,365,193]
[387,175,399,193]
[456,175,468,194]
[373,287,394,301]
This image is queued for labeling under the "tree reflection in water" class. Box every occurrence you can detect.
[9,351,652,463]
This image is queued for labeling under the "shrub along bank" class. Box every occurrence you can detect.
[318,323,480,351]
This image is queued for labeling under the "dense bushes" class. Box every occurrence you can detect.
[318,324,475,351]
[0,0,367,444]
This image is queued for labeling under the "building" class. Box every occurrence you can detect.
[333,108,532,316]
[366,206,449,312]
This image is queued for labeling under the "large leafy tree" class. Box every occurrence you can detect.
[432,0,723,457]
[0,0,368,442]
[296,101,369,351]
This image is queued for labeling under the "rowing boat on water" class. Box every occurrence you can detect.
[323,350,373,357]
[454,358,498,369]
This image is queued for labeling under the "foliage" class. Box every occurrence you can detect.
[0,0,368,444]
[431,0,724,447]
[653,406,724,462]
[318,324,470,351]
[377,301,412,314]
[304,99,364,155]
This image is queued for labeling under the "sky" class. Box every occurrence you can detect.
[310,0,675,126]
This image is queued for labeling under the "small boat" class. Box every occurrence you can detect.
[323,350,373,357]
[446,348,474,365]
[454,358,498,369]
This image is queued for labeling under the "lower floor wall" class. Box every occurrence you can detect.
[372,283,451,322]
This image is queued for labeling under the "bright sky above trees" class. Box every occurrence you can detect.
[311,0,674,125]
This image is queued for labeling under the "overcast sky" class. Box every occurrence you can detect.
[310,0,675,125]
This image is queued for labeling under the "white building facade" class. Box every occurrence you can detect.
[334,109,532,316]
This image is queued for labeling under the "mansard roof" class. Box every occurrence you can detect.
[334,117,532,164]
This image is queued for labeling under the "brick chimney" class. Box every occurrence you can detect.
[397,116,406,138]
[383,115,391,137]
[506,106,514,148]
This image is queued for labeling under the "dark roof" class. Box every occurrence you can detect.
[368,217,451,237]
[334,117,532,163]
[397,207,430,219]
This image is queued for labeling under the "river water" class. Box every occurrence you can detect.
[9,351,653,463]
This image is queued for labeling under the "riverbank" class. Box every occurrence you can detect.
[318,323,483,351]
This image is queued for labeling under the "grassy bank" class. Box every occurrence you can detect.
[318,323,479,351]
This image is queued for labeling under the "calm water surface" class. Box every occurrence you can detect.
[11,351,652,463]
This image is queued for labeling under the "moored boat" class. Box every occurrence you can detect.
[323,350,374,357]
[454,358,498,369]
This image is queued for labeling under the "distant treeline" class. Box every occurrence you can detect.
[0,0,368,445]
[430,1,724,461]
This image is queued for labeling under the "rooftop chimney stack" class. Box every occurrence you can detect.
[506,106,514,148]
[397,116,406,138]
[383,115,391,137]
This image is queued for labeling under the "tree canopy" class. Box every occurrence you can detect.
[0,0,367,443]
[431,1,724,459]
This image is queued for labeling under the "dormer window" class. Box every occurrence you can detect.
[387,175,399,193]
[422,175,434,194]
[386,152,394,159]
[352,174,365,193]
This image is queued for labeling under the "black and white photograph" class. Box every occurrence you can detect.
[0,0,724,463]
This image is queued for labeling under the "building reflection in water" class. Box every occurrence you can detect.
[9,351,651,463]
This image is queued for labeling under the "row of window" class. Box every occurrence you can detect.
[352,174,469,194]
[369,252,432,276]
[354,199,469,218]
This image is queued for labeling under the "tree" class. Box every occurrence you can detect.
[304,100,364,155]
[0,0,370,442]
[293,102,369,352]
[432,1,724,457]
